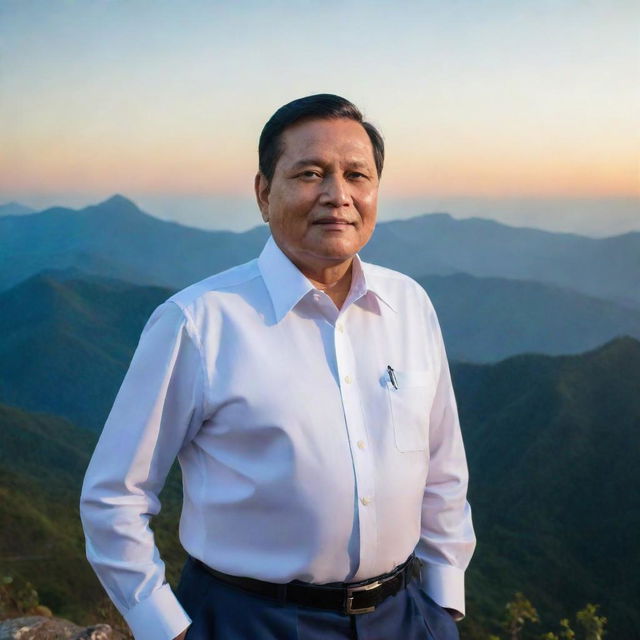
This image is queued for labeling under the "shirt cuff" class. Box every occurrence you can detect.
[420,562,466,620]
[123,583,191,640]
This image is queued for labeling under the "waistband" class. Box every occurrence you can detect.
[192,553,422,616]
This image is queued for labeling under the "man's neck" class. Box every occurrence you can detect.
[303,262,353,310]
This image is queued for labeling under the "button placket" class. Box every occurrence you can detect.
[333,315,378,578]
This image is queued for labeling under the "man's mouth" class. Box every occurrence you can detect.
[312,218,354,225]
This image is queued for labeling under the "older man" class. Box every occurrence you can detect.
[80,94,475,640]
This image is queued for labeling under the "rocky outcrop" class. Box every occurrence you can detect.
[0,617,126,640]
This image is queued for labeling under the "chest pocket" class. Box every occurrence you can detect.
[386,370,434,452]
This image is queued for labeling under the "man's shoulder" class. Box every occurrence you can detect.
[167,258,261,312]
[362,260,421,286]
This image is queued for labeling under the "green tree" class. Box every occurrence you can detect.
[559,618,575,640]
[504,592,539,640]
[576,604,606,640]
[0,575,40,618]
[541,618,575,640]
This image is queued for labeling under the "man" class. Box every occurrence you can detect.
[80,94,476,640]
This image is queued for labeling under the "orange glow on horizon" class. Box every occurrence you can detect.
[3,152,636,200]
[3,120,638,200]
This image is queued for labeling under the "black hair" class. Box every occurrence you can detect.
[258,94,384,182]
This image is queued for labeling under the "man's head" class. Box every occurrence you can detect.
[255,95,384,279]
[258,94,385,184]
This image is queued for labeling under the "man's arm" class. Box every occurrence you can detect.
[416,309,476,620]
[80,302,203,640]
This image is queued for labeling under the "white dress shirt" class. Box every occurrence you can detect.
[80,236,476,640]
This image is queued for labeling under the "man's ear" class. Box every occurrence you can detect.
[255,172,270,222]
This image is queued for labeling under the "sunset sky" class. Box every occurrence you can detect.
[1,0,638,235]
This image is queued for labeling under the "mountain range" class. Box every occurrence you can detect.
[1,195,638,308]
[452,336,640,638]
[418,272,640,362]
[2,193,639,637]
[1,339,638,638]
[0,402,183,624]
[2,269,639,432]
[0,271,169,430]
[362,212,640,309]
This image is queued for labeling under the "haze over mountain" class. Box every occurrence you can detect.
[0,201,35,217]
[419,273,640,362]
[1,195,638,308]
[361,212,640,308]
[0,194,269,294]
[2,339,638,638]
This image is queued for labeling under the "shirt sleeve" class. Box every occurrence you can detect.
[80,301,204,640]
[415,307,476,619]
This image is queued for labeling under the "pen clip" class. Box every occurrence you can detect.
[387,365,399,390]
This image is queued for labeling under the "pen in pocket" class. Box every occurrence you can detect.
[387,365,399,390]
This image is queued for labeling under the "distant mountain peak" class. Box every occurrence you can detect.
[590,334,640,356]
[411,212,454,223]
[425,212,453,219]
[90,194,153,221]
[98,194,138,209]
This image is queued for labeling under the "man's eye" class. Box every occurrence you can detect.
[349,172,368,180]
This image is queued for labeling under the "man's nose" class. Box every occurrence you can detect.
[321,174,350,207]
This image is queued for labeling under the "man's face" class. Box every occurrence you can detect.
[255,117,379,276]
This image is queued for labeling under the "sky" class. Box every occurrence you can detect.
[1,0,638,236]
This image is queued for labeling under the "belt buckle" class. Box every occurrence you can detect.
[345,579,381,614]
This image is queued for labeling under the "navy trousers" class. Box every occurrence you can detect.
[175,557,460,640]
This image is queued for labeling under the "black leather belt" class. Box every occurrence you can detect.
[193,553,421,615]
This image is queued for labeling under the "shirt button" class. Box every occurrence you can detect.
[344,375,352,384]
[357,440,366,450]
[360,497,372,506]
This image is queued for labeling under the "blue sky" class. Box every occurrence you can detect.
[1,0,638,235]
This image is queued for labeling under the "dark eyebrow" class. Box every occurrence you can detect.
[346,160,371,171]
[288,158,325,171]
[287,158,371,171]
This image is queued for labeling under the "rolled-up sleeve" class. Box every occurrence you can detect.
[80,301,204,640]
[416,310,476,619]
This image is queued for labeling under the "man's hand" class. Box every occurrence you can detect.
[172,630,188,640]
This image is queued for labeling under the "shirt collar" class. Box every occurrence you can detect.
[258,236,397,322]
[358,260,398,314]
[258,237,314,322]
